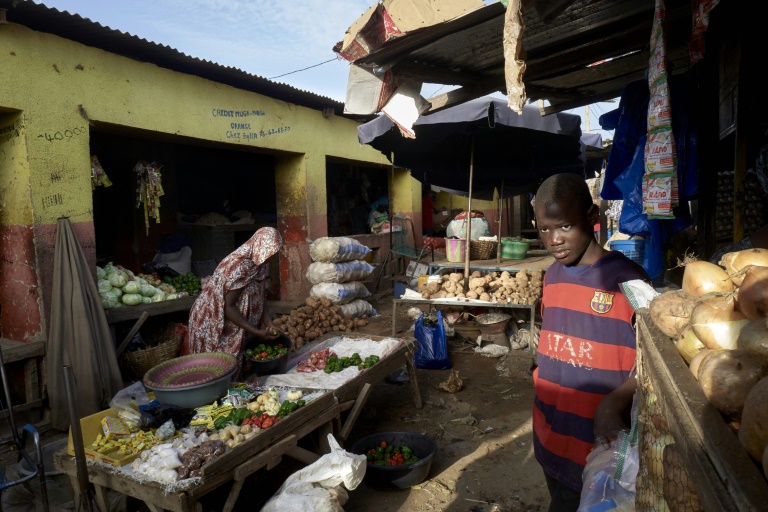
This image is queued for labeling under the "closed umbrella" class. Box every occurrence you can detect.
[47,218,123,430]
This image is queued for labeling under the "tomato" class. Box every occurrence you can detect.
[380,442,387,448]
[261,352,268,359]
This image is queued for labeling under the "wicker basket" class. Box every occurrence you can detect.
[470,240,498,260]
[121,332,182,379]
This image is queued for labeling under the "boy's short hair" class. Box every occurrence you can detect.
[535,173,593,214]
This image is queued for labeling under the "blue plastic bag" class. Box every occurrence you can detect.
[413,312,451,370]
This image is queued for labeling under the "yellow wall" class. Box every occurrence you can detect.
[0,21,396,334]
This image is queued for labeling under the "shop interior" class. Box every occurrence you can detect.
[325,160,389,237]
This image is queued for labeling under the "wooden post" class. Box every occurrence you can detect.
[463,136,474,288]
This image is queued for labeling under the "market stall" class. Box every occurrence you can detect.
[53,331,420,512]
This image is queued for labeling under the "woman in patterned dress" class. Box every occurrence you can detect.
[188,227,283,376]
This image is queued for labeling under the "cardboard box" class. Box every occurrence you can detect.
[68,407,142,466]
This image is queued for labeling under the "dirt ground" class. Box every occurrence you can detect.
[0,293,549,512]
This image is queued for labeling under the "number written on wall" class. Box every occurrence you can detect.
[37,126,86,143]
[41,193,63,209]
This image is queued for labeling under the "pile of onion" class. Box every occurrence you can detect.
[736,265,768,320]
[719,248,768,286]
[681,259,734,298]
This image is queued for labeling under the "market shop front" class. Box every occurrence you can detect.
[0,4,395,343]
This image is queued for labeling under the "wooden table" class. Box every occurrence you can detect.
[392,298,537,338]
[54,392,341,512]
[427,253,553,276]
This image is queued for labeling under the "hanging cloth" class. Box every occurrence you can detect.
[46,218,123,430]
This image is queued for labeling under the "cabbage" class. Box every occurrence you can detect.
[141,296,152,304]
[140,284,157,297]
[109,272,127,288]
[134,277,147,287]
[96,266,106,280]
[104,263,117,275]
[123,281,140,294]
[165,293,178,300]
[98,279,112,294]
[151,292,165,302]
[112,287,123,298]
[121,293,142,306]
[100,291,119,309]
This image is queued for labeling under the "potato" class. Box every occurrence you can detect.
[739,376,768,461]
[650,290,697,338]
[697,349,768,419]
[479,293,490,302]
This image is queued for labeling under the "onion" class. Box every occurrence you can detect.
[674,328,706,364]
[689,349,719,380]
[682,260,734,298]
[719,248,768,286]
[697,349,768,420]
[690,294,749,350]
[736,266,768,320]
[736,318,768,356]
[738,376,768,461]
[649,290,696,338]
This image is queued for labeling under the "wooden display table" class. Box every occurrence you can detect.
[54,392,340,512]
[427,253,553,275]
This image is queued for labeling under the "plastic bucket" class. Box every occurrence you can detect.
[500,238,530,259]
[244,334,292,376]
[445,238,465,262]
[608,239,644,266]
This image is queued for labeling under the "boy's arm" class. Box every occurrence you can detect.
[593,375,636,447]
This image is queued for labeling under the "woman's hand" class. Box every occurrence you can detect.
[254,327,281,340]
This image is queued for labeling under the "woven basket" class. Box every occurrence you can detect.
[470,240,498,260]
[122,333,182,379]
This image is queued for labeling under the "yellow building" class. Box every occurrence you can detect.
[0,2,501,343]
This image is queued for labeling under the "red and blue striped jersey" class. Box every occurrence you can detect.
[533,251,648,491]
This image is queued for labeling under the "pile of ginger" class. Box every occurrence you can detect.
[419,269,543,304]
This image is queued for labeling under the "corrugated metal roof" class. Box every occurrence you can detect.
[0,0,355,117]
[344,0,695,114]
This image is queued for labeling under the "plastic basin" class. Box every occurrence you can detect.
[147,369,235,408]
[349,431,437,489]
[500,238,530,260]
[243,334,292,376]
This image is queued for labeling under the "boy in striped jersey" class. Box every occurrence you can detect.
[532,173,648,511]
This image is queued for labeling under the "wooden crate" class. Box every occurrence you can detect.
[635,310,768,511]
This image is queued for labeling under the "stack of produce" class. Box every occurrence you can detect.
[648,249,768,475]
[419,269,543,304]
[97,263,183,309]
[306,237,377,318]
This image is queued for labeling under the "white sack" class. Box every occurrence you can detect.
[309,237,371,263]
[306,261,375,285]
[261,434,366,512]
[310,282,371,305]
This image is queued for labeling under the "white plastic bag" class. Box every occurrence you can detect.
[305,261,375,284]
[338,299,377,318]
[310,282,371,305]
[309,237,371,263]
[446,217,491,240]
[261,434,367,512]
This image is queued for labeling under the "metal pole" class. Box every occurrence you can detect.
[463,136,474,288]
[63,365,96,512]
[497,178,504,263]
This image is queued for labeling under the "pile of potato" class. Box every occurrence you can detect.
[419,269,543,304]
[273,296,369,349]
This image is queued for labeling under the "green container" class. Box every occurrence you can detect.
[500,238,530,260]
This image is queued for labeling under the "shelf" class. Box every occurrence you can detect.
[104,296,197,324]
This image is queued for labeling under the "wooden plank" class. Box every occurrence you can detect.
[23,358,40,402]
[0,339,45,362]
[117,311,149,356]
[340,383,372,441]
[233,435,298,480]
[285,445,321,466]
[637,310,768,511]
[104,296,197,324]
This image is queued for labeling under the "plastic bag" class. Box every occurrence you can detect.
[413,312,451,370]
[139,403,196,430]
[309,237,371,263]
[109,382,151,431]
[261,433,366,512]
[305,261,375,284]
[578,397,639,512]
[310,282,371,305]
